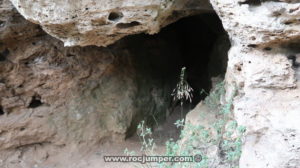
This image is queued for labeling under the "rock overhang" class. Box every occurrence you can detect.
[210,0,300,47]
[9,0,213,47]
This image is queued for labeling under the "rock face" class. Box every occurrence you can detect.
[211,0,300,47]
[210,0,300,167]
[9,0,212,47]
[0,0,185,166]
[2,0,300,168]
[183,101,225,168]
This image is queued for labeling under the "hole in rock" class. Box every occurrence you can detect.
[122,13,231,141]
[239,0,262,6]
[28,96,43,108]
[239,0,280,6]
[0,106,4,115]
[283,21,294,25]
[0,49,9,62]
[264,47,272,51]
[108,11,123,21]
[281,39,300,53]
[248,44,258,48]
[0,20,5,27]
[288,55,299,68]
[116,21,141,29]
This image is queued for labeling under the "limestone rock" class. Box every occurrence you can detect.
[224,46,300,168]
[8,0,212,47]
[0,0,43,43]
[2,0,300,168]
[210,0,300,47]
[209,0,300,167]
[0,1,183,165]
[234,85,300,168]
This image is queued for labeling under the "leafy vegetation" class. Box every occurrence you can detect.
[125,68,246,168]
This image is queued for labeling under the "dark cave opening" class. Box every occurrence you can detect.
[28,95,43,108]
[123,12,230,138]
[0,106,4,115]
[163,13,230,105]
[0,49,9,62]
[128,12,229,106]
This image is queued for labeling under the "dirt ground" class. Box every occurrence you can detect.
[0,106,187,168]
[86,107,183,168]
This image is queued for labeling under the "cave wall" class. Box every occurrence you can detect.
[0,0,300,167]
[0,1,187,165]
[210,0,300,167]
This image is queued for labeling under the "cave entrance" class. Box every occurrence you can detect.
[162,13,230,106]
[123,12,230,140]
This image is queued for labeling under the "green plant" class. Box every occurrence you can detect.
[125,78,245,168]
[202,81,225,109]
[221,121,246,162]
[163,81,245,168]
[137,120,156,154]
[124,120,156,168]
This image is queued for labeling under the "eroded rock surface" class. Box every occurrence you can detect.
[2,0,300,167]
[0,0,185,166]
[9,0,212,47]
[224,46,300,168]
[211,0,300,47]
[210,0,300,167]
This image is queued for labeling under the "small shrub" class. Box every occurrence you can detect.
[125,71,245,168]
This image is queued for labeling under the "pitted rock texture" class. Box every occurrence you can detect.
[210,0,300,167]
[224,46,300,168]
[210,0,300,47]
[2,0,300,168]
[0,0,43,43]
[0,1,185,167]
[9,0,212,47]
